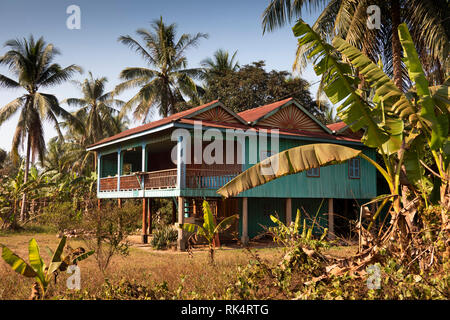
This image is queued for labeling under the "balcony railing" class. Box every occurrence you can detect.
[98,168,240,192]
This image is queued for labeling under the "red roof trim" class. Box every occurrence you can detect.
[88,100,219,148]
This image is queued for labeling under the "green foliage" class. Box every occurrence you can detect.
[39,202,81,232]
[0,236,93,299]
[293,19,449,213]
[116,16,207,120]
[151,225,177,250]
[81,202,138,274]
[269,208,329,251]
[182,200,238,263]
[200,60,324,119]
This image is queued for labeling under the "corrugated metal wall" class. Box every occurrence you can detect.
[240,137,377,199]
[238,197,329,239]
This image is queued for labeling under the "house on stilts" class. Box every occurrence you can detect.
[87,97,376,250]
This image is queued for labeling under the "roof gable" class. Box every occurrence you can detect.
[238,98,331,134]
[185,101,246,125]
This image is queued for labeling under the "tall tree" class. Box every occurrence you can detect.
[201,49,239,79]
[201,60,323,119]
[262,0,449,90]
[116,16,207,121]
[63,72,124,145]
[0,36,81,221]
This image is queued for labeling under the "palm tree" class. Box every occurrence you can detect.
[0,36,81,221]
[201,49,239,78]
[41,137,72,174]
[116,16,208,121]
[262,0,449,90]
[63,72,124,144]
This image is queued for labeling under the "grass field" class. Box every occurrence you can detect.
[0,232,289,299]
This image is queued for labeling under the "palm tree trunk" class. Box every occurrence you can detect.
[20,133,31,222]
[391,0,403,91]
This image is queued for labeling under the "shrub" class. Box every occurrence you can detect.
[81,202,138,275]
[39,202,81,232]
[151,225,177,250]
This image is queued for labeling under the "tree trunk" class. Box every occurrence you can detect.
[391,0,403,91]
[20,133,31,222]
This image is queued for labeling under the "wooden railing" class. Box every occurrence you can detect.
[99,177,118,191]
[119,175,141,190]
[99,168,241,192]
[185,168,241,189]
[143,168,177,189]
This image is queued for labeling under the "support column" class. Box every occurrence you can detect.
[141,143,147,172]
[241,197,249,245]
[97,199,101,211]
[172,198,177,224]
[177,196,186,250]
[148,198,152,235]
[97,153,102,193]
[177,136,186,189]
[118,198,122,208]
[142,198,148,244]
[328,198,334,240]
[286,198,292,226]
[117,148,121,191]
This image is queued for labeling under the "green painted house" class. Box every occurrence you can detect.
[87,97,376,249]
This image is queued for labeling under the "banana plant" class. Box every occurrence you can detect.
[292,19,449,211]
[182,200,238,264]
[269,208,328,249]
[0,236,93,299]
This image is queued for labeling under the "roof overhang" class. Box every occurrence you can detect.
[86,122,175,151]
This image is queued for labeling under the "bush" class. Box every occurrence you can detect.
[39,202,81,232]
[151,225,178,250]
[81,202,139,274]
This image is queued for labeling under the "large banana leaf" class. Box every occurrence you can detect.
[398,23,448,150]
[28,239,46,287]
[217,143,362,198]
[293,19,389,148]
[1,245,37,278]
[331,37,407,155]
[331,37,409,112]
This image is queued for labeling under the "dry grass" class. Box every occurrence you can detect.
[0,233,357,300]
[0,233,286,299]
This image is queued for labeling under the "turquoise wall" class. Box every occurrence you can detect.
[240,137,377,199]
[238,197,329,238]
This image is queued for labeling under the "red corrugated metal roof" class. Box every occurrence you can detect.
[180,119,360,142]
[327,122,347,132]
[327,121,363,140]
[88,100,219,148]
[88,98,362,149]
[237,97,293,122]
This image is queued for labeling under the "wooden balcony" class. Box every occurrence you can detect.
[185,169,241,189]
[98,168,240,192]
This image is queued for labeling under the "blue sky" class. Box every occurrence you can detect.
[0,0,324,152]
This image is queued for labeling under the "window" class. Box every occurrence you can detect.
[349,158,360,179]
[306,167,320,177]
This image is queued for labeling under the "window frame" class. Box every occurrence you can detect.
[306,167,320,178]
[348,158,361,179]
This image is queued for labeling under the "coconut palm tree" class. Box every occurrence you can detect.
[116,16,207,121]
[63,72,124,144]
[0,36,82,221]
[201,49,239,78]
[262,0,449,90]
